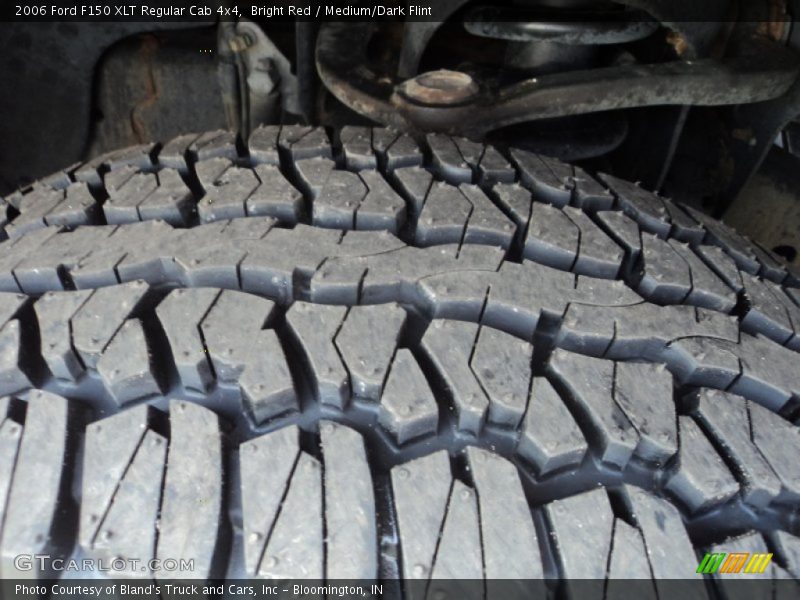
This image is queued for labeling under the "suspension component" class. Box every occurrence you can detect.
[463,5,659,45]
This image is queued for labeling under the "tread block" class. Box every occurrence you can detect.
[71,280,149,369]
[97,318,161,406]
[509,149,572,207]
[572,167,615,210]
[156,288,219,392]
[320,421,377,579]
[694,244,744,292]
[80,406,166,577]
[662,200,706,244]
[0,321,30,396]
[14,226,115,294]
[340,126,376,171]
[661,336,741,391]
[197,161,259,223]
[523,201,579,271]
[240,426,299,577]
[379,349,438,443]
[772,531,800,579]
[0,391,76,579]
[391,451,452,580]
[546,488,614,585]
[294,157,336,200]
[428,480,483,586]
[0,295,29,394]
[0,401,20,548]
[427,134,473,184]
[416,183,471,246]
[190,129,238,163]
[749,402,800,503]
[0,294,25,332]
[356,171,406,234]
[596,210,642,260]
[472,326,533,428]
[638,233,692,304]
[241,224,342,302]
[375,129,423,171]
[418,270,492,323]
[158,133,200,171]
[467,447,545,583]
[460,184,515,249]
[485,260,639,342]
[695,389,781,508]
[200,289,276,382]
[104,171,158,224]
[750,242,789,283]
[606,521,657,598]
[5,187,65,239]
[45,182,98,229]
[599,173,671,237]
[614,362,677,464]
[549,350,638,469]
[665,416,739,513]
[492,183,532,231]
[729,333,800,413]
[394,166,432,217]
[240,329,298,424]
[774,285,800,352]
[247,125,281,166]
[559,303,738,361]
[476,144,515,185]
[669,240,737,312]
[420,320,488,434]
[287,302,349,409]
[741,273,794,346]
[138,169,194,225]
[564,206,624,278]
[0,227,62,292]
[624,485,705,590]
[79,405,152,548]
[248,164,303,222]
[92,428,166,577]
[518,377,587,475]
[313,170,363,230]
[156,401,223,579]
[279,125,332,161]
[69,221,170,289]
[261,453,323,578]
[75,143,155,188]
[335,303,406,401]
[684,206,760,274]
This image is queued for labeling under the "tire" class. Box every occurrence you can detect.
[0,126,799,588]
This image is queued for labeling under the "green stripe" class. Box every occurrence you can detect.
[697,553,726,574]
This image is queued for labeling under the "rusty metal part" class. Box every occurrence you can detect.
[396,0,472,78]
[757,0,790,43]
[463,5,659,45]
[397,70,479,107]
[317,22,800,137]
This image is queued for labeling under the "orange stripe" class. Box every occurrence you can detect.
[720,553,748,573]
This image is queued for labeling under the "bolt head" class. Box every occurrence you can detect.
[398,70,479,107]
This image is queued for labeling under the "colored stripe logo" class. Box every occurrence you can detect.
[697,552,773,574]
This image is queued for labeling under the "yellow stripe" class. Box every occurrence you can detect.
[757,553,773,574]
[743,553,772,574]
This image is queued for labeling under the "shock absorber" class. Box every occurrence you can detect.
[463,0,659,75]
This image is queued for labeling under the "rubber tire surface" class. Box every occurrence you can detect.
[0,126,800,589]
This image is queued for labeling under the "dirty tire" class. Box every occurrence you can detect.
[1,127,800,589]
